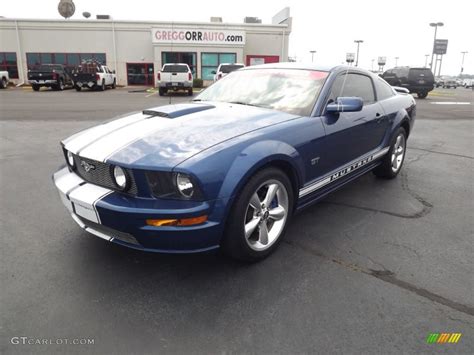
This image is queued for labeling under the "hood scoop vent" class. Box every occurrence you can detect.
[143,103,215,119]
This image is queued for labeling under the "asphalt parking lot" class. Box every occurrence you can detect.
[1,86,473,354]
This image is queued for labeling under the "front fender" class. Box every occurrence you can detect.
[218,140,304,200]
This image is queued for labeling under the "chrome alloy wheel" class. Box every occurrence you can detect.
[391,133,406,173]
[243,179,289,251]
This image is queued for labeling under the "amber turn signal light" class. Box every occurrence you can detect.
[146,215,208,227]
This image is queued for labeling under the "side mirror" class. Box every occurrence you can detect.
[326,97,363,113]
[112,70,116,74]
[211,70,216,74]
[392,86,409,94]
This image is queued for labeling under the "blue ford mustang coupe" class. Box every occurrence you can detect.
[53,63,416,261]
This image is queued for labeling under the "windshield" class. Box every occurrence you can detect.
[220,65,244,73]
[196,69,328,116]
[162,65,188,73]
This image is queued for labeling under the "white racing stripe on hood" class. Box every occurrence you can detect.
[78,115,185,162]
[63,112,146,155]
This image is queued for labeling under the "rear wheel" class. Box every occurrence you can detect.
[101,80,106,91]
[112,79,116,89]
[0,77,7,89]
[188,88,193,96]
[373,127,407,179]
[75,85,82,91]
[56,79,65,91]
[32,85,40,91]
[417,91,428,99]
[159,88,165,96]
[222,167,293,262]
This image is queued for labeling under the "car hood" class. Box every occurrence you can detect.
[63,102,299,169]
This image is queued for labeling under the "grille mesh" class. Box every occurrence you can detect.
[78,216,140,246]
[72,154,138,195]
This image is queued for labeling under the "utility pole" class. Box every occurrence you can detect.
[309,50,316,63]
[395,57,399,66]
[424,54,429,67]
[460,51,468,75]
[354,40,363,67]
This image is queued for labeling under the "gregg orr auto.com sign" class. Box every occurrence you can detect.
[152,28,245,45]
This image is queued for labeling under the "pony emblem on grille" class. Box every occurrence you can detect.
[81,160,96,172]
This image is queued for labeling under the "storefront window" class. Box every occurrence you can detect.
[26,52,106,70]
[201,53,237,80]
[0,52,19,79]
[162,52,196,76]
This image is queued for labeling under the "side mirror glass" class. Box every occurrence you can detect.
[326,97,363,113]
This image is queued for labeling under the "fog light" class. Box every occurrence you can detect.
[113,166,128,189]
[146,215,208,227]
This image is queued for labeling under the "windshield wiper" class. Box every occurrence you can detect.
[228,101,259,107]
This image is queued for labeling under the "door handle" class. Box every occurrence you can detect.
[375,113,383,123]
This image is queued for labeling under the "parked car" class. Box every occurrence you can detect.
[381,66,434,98]
[27,64,73,91]
[0,70,9,89]
[435,79,444,88]
[157,63,193,96]
[213,63,245,81]
[443,80,457,89]
[54,64,416,261]
[462,79,474,89]
[72,62,116,91]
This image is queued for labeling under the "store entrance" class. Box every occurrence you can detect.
[126,63,154,86]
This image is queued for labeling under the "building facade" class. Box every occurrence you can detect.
[0,8,291,86]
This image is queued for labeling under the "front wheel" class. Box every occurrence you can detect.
[222,167,294,262]
[100,80,106,91]
[373,127,407,179]
[112,79,116,89]
[417,91,428,99]
[0,78,7,89]
[32,85,40,91]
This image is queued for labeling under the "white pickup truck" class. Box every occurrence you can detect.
[0,71,9,89]
[157,63,193,96]
[72,62,116,91]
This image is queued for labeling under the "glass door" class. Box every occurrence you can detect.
[126,63,155,86]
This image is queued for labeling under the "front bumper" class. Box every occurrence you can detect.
[53,166,226,253]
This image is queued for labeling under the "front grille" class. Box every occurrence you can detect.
[78,216,140,246]
[72,154,138,195]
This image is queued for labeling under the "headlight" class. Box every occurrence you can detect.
[176,173,194,198]
[66,150,75,167]
[112,166,128,190]
[145,171,203,200]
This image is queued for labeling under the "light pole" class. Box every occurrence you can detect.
[460,51,468,75]
[354,40,363,67]
[371,59,375,71]
[424,54,430,67]
[429,22,444,70]
[309,50,316,63]
[395,57,399,66]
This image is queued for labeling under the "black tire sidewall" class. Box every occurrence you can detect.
[374,127,407,179]
[222,167,294,261]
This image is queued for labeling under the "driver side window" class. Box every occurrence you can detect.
[328,73,375,104]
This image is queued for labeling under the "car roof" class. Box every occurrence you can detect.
[240,62,375,76]
[219,63,245,66]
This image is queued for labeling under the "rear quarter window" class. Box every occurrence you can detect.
[375,78,395,101]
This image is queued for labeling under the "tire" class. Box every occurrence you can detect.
[188,88,193,96]
[32,85,40,91]
[112,79,116,89]
[159,88,165,96]
[101,80,106,91]
[0,77,6,89]
[222,167,294,262]
[373,127,407,179]
[417,91,428,99]
[56,79,64,91]
[75,86,82,91]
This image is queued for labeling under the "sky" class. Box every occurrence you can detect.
[1,0,473,76]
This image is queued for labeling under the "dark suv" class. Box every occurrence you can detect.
[382,67,434,98]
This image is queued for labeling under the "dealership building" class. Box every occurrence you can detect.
[0,8,291,86]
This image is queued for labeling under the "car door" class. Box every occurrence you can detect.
[319,72,387,174]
